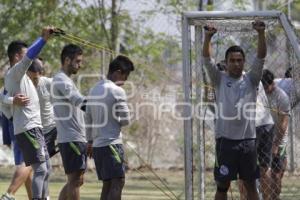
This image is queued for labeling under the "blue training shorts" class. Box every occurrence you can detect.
[93,144,125,181]
[58,142,87,174]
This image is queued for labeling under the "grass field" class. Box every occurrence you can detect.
[0,167,185,200]
[1,167,300,199]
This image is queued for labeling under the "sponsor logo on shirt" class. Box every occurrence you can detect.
[226,82,232,87]
[220,165,229,176]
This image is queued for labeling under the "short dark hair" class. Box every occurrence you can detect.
[7,40,28,62]
[262,69,275,87]
[108,55,135,74]
[28,59,43,73]
[60,44,83,64]
[225,45,245,61]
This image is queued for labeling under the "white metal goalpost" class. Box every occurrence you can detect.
[181,11,300,200]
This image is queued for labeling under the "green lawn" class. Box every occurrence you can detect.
[0,167,185,200]
[1,167,300,199]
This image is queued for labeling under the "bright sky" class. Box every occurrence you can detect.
[85,0,295,36]
[122,0,256,36]
[122,0,182,36]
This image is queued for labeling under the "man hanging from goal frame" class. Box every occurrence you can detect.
[202,20,266,200]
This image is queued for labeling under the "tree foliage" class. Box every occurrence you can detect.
[0,0,185,167]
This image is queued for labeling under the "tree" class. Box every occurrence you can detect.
[0,0,188,169]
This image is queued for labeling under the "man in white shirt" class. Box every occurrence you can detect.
[86,55,134,200]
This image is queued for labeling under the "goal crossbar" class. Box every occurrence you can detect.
[183,10,282,21]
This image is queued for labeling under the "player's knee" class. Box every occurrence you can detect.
[111,178,125,191]
[45,167,51,179]
[33,162,48,178]
[216,181,230,193]
[46,162,52,177]
[73,176,84,187]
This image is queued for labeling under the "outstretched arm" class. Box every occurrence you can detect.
[248,21,266,86]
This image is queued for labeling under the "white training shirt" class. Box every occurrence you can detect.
[85,79,130,147]
[52,70,86,143]
[4,56,42,135]
[203,57,264,140]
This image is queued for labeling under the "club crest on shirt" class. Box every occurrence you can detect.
[220,165,229,176]
[226,82,232,87]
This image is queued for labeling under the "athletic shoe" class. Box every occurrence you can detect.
[0,193,15,200]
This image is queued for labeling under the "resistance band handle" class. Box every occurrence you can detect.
[50,28,66,36]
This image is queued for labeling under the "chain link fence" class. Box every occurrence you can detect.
[182,11,300,199]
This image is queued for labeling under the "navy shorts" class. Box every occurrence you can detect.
[256,125,274,168]
[44,128,59,157]
[1,116,24,165]
[214,138,259,182]
[15,128,49,166]
[58,142,87,174]
[7,119,24,165]
[93,144,125,181]
[12,140,24,165]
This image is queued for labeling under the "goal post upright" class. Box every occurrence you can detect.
[279,13,300,62]
[182,14,194,200]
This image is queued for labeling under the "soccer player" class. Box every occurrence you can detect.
[86,55,134,200]
[262,69,290,200]
[26,59,58,158]
[202,20,266,200]
[4,27,54,200]
[51,44,87,200]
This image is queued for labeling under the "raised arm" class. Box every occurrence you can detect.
[202,25,220,86]
[248,21,266,86]
[203,26,217,58]
[9,26,55,81]
[253,21,267,59]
